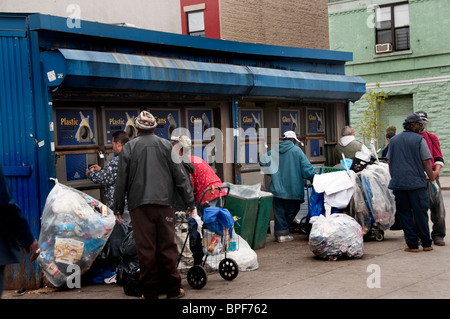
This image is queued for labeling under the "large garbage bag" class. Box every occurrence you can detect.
[309,213,363,261]
[37,182,115,287]
[116,230,139,286]
[359,163,396,230]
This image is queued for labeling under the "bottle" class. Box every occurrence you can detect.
[208,234,220,253]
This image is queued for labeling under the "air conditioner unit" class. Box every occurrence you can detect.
[375,43,392,54]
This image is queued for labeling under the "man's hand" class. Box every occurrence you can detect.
[26,239,40,262]
[431,180,440,194]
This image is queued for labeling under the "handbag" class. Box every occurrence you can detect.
[427,180,440,209]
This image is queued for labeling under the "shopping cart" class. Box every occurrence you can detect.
[176,185,240,289]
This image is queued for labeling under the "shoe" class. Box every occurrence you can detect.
[423,246,434,251]
[276,235,294,243]
[404,246,419,253]
[167,288,185,299]
[434,238,445,246]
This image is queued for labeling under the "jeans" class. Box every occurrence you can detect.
[393,188,432,249]
[273,197,301,237]
[430,177,446,241]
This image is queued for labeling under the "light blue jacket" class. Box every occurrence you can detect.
[259,140,316,201]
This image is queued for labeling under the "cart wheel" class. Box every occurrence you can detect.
[187,265,208,289]
[375,230,384,242]
[219,258,239,281]
[299,217,311,234]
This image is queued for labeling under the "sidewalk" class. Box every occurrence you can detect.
[3,190,450,302]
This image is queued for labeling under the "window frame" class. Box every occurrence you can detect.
[186,10,205,37]
[375,2,410,53]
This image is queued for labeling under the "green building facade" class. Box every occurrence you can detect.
[329,0,450,175]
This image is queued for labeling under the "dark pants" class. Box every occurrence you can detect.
[273,197,302,237]
[130,204,181,299]
[393,188,432,249]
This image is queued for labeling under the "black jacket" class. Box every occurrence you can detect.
[0,163,35,265]
[113,132,195,214]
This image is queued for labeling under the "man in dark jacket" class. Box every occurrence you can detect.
[387,113,438,252]
[113,111,195,299]
[0,162,40,297]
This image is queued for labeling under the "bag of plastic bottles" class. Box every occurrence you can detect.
[37,181,115,287]
[309,213,363,261]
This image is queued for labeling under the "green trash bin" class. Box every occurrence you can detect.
[224,193,259,248]
[253,192,273,250]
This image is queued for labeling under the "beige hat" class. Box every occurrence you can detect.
[171,135,192,148]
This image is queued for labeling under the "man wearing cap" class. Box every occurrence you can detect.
[387,113,438,252]
[416,110,446,246]
[259,130,317,242]
[113,111,195,299]
[334,125,370,163]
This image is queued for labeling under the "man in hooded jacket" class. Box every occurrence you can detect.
[259,131,317,242]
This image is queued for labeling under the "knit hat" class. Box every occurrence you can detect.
[134,111,157,130]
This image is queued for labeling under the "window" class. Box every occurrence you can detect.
[187,10,205,37]
[375,2,410,53]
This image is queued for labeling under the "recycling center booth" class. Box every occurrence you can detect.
[0,13,365,289]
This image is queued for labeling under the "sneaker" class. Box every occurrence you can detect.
[423,246,434,251]
[167,288,185,299]
[434,238,445,246]
[404,246,419,253]
[277,235,294,243]
[104,273,117,284]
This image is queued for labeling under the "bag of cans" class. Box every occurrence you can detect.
[37,182,115,287]
[309,213,363,261]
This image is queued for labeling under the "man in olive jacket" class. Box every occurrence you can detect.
[113,111,195,299]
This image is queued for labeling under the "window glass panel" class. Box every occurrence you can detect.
[376,6,391,29]
[377,29,392,44]
[394,4,409,27]
[188,11,204,33]
[395,27,410,50]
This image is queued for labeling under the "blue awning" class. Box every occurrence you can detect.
[40,49,365,102]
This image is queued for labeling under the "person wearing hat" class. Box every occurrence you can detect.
[415,110,446,246]
[334,125,370,163]
[387,113,438,252]
[113,111,195,299]
[259,130,317,242]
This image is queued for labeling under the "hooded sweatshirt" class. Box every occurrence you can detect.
[259,140,317,200]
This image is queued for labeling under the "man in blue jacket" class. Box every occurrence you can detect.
[260,131,317,242]
[0,162,40,297]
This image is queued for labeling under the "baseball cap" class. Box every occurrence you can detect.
[282,130,301,144]
[402,113,428,125]
[415,110,428,122]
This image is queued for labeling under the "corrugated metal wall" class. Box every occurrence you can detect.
[0,31,41,289]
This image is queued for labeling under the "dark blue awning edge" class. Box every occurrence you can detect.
[40,49,366,102]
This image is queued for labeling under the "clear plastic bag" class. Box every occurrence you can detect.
[309,213,363,261]
[37,182,115,287]
[359,163,396,230]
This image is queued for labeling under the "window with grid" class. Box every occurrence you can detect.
[375,2,410,53]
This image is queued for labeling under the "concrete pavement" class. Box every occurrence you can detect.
[3,187,450,302]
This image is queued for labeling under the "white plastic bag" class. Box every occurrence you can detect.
[37,182,115,287]
[309,213,363,261]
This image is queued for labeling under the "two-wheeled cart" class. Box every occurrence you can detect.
[176,185,239,289]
